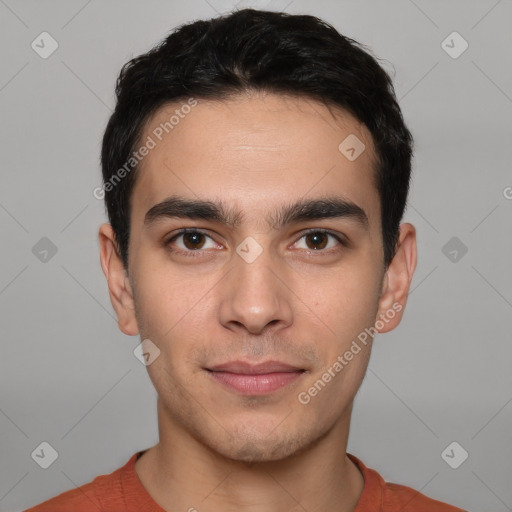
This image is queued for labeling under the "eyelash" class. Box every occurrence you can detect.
[163,228,347,259]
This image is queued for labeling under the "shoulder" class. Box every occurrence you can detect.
[23,478,103,512]
[383,481,467,511]
[22,453,139,512]
[347,453,467,512]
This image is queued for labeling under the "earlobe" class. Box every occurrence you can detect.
[375,223,417,334]
[98,223,139,336]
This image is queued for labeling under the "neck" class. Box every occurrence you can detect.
[135,401,364,512]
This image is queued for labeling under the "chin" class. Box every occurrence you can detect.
[205,425,318,464]
[219,439,300,464]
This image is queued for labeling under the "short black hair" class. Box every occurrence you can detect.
[101,8,413,271]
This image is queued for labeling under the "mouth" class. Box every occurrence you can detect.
[204,360,306,395]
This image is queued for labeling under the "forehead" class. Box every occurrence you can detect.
[130,92,380,232]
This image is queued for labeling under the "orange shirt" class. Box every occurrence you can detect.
[24,451,466,511]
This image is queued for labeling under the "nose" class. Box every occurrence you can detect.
[218,245,293,335]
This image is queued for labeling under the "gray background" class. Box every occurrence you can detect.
[1,1,511,511]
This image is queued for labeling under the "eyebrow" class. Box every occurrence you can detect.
[143,195,369,231]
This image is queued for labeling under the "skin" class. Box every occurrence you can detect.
[99,91,417,512]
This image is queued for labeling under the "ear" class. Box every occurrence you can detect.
[98,223,139,336]
[375,223,417,334]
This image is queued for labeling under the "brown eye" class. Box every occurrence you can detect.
[165,230,219,256]
[305,232,329,250]
[182,232,206,250]
[294,230,344,252]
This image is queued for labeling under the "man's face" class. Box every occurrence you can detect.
[120,92,388,462]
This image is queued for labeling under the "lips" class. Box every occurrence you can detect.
[207,360,304,374]
[205,360,305,395]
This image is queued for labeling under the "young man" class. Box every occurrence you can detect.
[25,8,466,512]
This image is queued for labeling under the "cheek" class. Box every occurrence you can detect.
[132,268,216,370]
[133,266,206,331]
[134,282,175,336]
[301,265,381,338]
